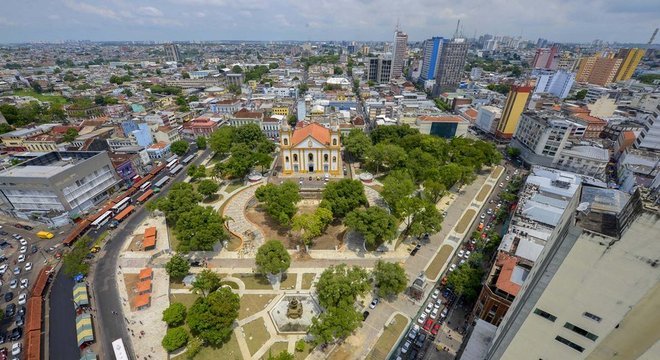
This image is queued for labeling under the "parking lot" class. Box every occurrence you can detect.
[0,220,63,357]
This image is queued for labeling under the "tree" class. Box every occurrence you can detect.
[171,140,189,156]
[345,207,398,248]
[196,136,207,149]
[507,146,521,158]
[255,182,301,225]
[267,351,295,360]
[150,182,202,224]
[161,327,189,352]
[333,66,343,75]
[292,207,333,245]
[287,114,297,127]
[320,179,368,218]
[187,165,207,180]
[255,240,291,275]
[182,71,191,79]
[406,200,443,238]
[231,65,243,73]
[62,236,91,277]
[316,264,370,309]
[437,163,464,189]
[166,254,191,281]
[187,287,240,346]
[0,124,14,135]
[381,170,416,218]
[197,179,219,198]
[423,180,446,204]
[269,62,279,69]
[574,89,588,100]
[209,126,235,155]
[175,206,228,252]
[185,337,203,359]
[122,88,133,97]
[445,264,484,301]
[309,303,362,345]
[61,128,79,142]
[373,260,408,297]
[162,302,187,326]
[191,269,222,297]
[227,84,241,95]
[343,129,371,162]
[364,143,407,174]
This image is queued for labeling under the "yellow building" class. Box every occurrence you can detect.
[614,48,646,82]
[496,85,532,139]
[280,122,342,176]
[272,105,290,116]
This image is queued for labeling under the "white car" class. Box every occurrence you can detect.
[459,259,466,266]
[434,300,442,309]
[496,203,502,208]
[499,182,504,188]
[369,298,379,309]
[18,292,27,305]
[12,343,21,356]
[480,213,486,219]
[10,279,17,289]
[24,262,32,271]
[425,302,434,314]
[431,307,439,319]
[487,208,493,215]
[417,312,428,324]
[431,288,440,300]
[19,238,27,246]
[13,266,20,275]
[19,246,27,253]
[449,264,457,272]
[465,250,471,258]
[18,254,25,263]
[457,250,465,258]
[506,176,510,181]
[0,264,7,274]
[401,340,412,354]
[20,278,28,289]
[441,308,449,318]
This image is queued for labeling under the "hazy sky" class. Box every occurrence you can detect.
[0,0,658,43]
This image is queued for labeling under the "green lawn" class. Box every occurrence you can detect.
[173,332,242,360]
[294,341,313,360]
[220,280,240,289]
[236,273,273,290]
[261,342,290,360]
[425,245,454,280]
[169,293,200,308]
[280,273,297,290]
[13,89,69,106]
[243,317,270,356]
[238,294,277,320]
[366,314,409,360]
[301,273,316,290]
[455,209,477,234]
[224,182,243,194]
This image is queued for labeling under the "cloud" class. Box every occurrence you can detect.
[0,17,16,26]
[137,6,164,17]
[64,0,120,20]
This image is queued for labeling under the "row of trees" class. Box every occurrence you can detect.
[209,124,275,179]
[147,182,227,252]
[0,102,67,126]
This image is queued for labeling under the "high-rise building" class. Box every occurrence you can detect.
[420,37,445,81]
[533,70,576,99]
[367,56,392,84]
[391,30,408,79]
[531,45,559,69]
[634,106,660,151]
[483,186,660,360]
[614,48,646,82]
[164,43,182,63]
[575,53,622,86]
[495,85,533,139]
[432,38,468,95]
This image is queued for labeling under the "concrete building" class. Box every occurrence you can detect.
[164,43,182,63]
[152,126,181,144]
[496,85,533,140]
[531,45,559,69]
[614,48,646,82]
[470,67,483,80]
[145,141,171,159]
[0,151,120,221]
[391,30,408,80]
[432,38,469,95]
[553,145,609,180]
[181,118,219,139]
[484,186,660,360]
[634,107,660,151]
[280,122,341,176]
[225,73,244,87]
[617,148,659,193]
[420,37,444,81]
[367,56,392,84]
[475,106,502,134]
[576,54,622,86]
[415,115,469,138]
[533,70,575,99]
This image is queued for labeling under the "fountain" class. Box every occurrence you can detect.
[286,298,303,319]
[268,294,321,334]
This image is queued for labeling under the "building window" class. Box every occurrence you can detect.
[554,336,585,353]
[283,138,288,145]
[324,154,329,162]
[332,156,337,163]
[293,154,298,162]
[308,153,313,162]
[583,312,602,323]
[285,156,289,163]
[332,138,337,146]
[564,323,598,341]
[533,308,557,322]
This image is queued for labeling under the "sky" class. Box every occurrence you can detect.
[0,0,658,44]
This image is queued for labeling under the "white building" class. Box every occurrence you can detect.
[533,70,575,99]
[476,106,502,134]
[634,107,660,151]
[280,122,342,176]
[554,145,609,180]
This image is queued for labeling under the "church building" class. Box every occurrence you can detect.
[280,122,342,176]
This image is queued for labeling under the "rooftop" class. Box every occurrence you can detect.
[417,115,468,123]
[291,122,331,146]
[0,151,102,178]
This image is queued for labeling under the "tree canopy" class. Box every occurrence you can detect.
[170,140,189,156]
[197,179,219,198]
[320,179,368,218]
[191,269,222,297]
[255,181,301,225]
[255,240,291,275]
[161,327,189,352]
[162,302,187,327]
[309,303,362,345]
[343,129,372,162]
[292,207,333,245]
[212,124,275,179]
[175,206,227,252]
[187,287,240,346]
[345,207,398,248]
[165,254,190,280]
[445,263,484,301]
[316,264,370,309]
[373,260,408,297]
[62,236,91,277]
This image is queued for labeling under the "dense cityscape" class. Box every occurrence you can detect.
[0,3,658,360]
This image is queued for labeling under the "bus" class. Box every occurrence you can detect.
[153,176,170,189]
[90,211,113,230]
[182,154,195,165]
[165,155,178,164]
[139,181,152,192]
[111,197,132,214]
[170,164,184,175]
[114,205,135,222]
[166,159,179,170]
[131,174,141,183]
[136,189,154,204]
[112,338,129,360]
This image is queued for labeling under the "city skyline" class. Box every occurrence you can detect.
[0,0,658,44]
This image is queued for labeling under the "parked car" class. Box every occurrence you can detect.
[13,224,22,229]
[23,225,33,231]
[17,293,26,306]
[362,311,369,321]
[31,245,38,253]
[17,306,25,317]
[3,292,12,302]
[424,302,433,314]
[417,312,428,324]
[431,323,441,336]
[440,307,449,318]
[12,267,20,275]
[401,340,412,354]
[19,246,26,254]
[449,264,457,272]
[11,343,20,356]
[369,298,379,309]
[17,254,25,263]
[431,307,439,319]
[0,264,7,275]
[9,280,17,289]
[431,288,440,300]
[5,304,15,318]
[0,230,7,235]
[407,324,420,340]
[457,250,465,258]
[15,316,23,327]
[415,332,427,348]
[9,327,21,341]
[18,239,27,246]
[23,263,32,272]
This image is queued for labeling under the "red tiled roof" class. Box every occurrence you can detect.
[144,227,157,238]
[233,108,263,119]
[149,141,168,150]
[291,122,331,146]
[352,116,365,125]
[573,113,607,125]
[622,131,636,142]
[136,280,152,293]
[25,297,43,333]
[495,254,522,296]
[24,329,41,360]
[464,108,478,119]
[133,294,151,308]
[139,268,153,280]
[418,115,465,123]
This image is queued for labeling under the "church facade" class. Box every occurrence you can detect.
[280,122,342,176]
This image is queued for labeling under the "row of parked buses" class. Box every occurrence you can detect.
[62,155,193,246]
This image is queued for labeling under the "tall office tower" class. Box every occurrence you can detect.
[576,53,622,86]
[495,85,533,139]
[432,38,469,95]
[614,48,646,82]
[164,43,182,63]
[420,37,444,81]
[367,56,392,84]
[531,45,559,69]
[391,30,408,79]
[533,70,576,99]
[484,186,660,360]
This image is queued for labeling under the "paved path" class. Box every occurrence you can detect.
[222,182,266,256]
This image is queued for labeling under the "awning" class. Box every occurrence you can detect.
[76,314,94,347]
[73,283,89,307]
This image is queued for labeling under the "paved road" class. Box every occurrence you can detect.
[48,270,79,360]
